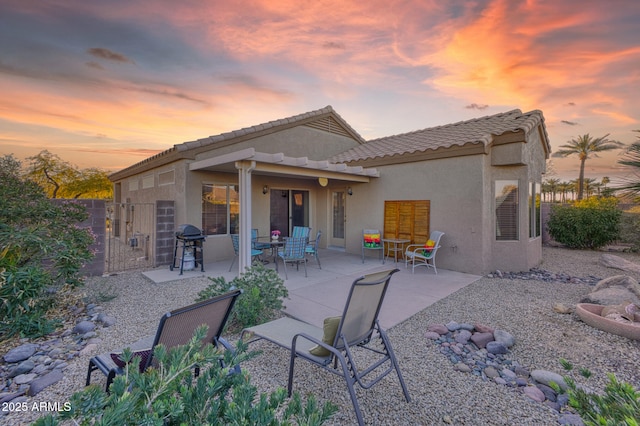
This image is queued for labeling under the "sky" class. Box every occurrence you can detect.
[1,0,639,183]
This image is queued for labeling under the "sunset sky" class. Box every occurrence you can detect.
[1,0,639,183]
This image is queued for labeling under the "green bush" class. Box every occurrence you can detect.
[0,155,95,339]
[547,197,622,249]
[560,360,640,426]
[197,262,288,331]
[33,326,338,425]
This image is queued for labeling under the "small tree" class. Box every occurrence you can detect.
[0,154,95,338]
[546,197,621,249]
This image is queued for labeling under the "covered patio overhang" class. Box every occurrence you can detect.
[189,148,379,272]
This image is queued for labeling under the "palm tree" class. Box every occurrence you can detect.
[553,134,623,200]
[616,131,640,198]
[544,178,560,202]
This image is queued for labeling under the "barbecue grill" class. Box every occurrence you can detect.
[170,224,205,275]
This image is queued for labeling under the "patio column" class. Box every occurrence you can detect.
[235,160,256,273]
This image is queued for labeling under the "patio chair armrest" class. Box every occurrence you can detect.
[291,332,342,359]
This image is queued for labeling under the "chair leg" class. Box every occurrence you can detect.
[228,255,236,272]
[303,258,307,277]
[316,253,321,269]
[283,260,289,280]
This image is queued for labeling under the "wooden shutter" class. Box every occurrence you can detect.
[384,200,430,244]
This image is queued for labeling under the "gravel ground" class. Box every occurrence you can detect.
[4,246,640,426]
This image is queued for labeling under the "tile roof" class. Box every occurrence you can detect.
[176,105,365,153]
[109,105,364,180]
[330,109,549,164]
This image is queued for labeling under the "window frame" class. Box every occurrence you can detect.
[495,180,519,241]
[529,181,541,239]
[201,183,239,236]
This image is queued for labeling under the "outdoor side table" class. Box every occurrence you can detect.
[382,238,410,265]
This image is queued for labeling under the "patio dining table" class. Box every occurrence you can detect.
[255,236,285,264]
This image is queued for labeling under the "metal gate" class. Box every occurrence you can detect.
[105,202,155,273]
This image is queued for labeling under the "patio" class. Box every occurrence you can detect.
[144,248,481,329]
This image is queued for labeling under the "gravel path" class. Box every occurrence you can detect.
[3,246,640,425]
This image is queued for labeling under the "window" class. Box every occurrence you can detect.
[202,184,239,235]
[496,180,519,240]
[158,170,175,186]
[529,182,541,238]
[142,174,154,189]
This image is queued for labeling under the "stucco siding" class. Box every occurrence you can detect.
[344,155,487,274]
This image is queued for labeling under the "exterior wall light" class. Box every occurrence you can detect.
[347,187,353,196]
[262,185,269,195]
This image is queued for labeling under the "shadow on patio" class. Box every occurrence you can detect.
[143,248,481,329]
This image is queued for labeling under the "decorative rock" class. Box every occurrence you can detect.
[514,366,530,378]
[493,329,515,348]
[72,320,95,335]
[79,343,98,356]
[553,303,572,314]
[530,369,567,391]
[558,413,585,426]
[8,360,35,378]
[536,383,557,402]
[470,332,494,349]
[424,331,440,340]
[13,373,37,385]
[26,370,63,396]
[445,321,460,331]
[427,323,449,334]
[599,254,640,274]
[486,341,508,355]
[522,385,546,402]
[474,323,494,333]
[454,330,472,344]
[454,363,471,373]
[582,275,640,305]
[500,368,516,381]
[100,315,116,327]
[3,344,38,363]
[484,366,499,378]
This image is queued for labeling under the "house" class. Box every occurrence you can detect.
[108,106,550,275]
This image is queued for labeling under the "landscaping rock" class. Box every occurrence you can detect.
[27,370,63,396]
[3,344,38,363]
[493,329,515,347]
[600,254,640,274]
[530,369,567,391]
[72,320,95,335]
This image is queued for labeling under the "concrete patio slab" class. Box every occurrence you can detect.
[142,248,481,329]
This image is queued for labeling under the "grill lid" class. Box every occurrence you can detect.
[176,224,203,237]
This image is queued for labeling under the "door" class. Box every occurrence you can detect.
[329,190,346,248]
[269,189,309,237]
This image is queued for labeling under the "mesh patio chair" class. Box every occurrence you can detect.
[305,230,322,269]
[229,233,264,271]
[292,226,311,241]
[251,228,271,252]
[362,228,384,263]
[241,269,409,426]
[86,289,242,391]
[276,236,308,279]
[404,231,445,274]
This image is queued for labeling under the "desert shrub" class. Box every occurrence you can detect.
[33,326,338,425]
[0,155,95,339]
[559,359,640,426]
[619,211,640,250]
[547,197,621,249]
[197,262,288,331]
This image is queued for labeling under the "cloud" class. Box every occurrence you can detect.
[87,47,135,64]
[466,103,489,110]
[561,120,578,126]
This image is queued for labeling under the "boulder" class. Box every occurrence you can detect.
[581,275,640,306]
[600,254,640,274]
[27,370,63,396]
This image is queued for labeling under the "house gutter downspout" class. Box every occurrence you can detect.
[235,160,256,273]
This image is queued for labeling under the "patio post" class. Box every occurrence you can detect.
[235,160,256,273]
